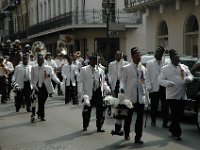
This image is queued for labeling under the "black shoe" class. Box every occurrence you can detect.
[97,129,105,132]
[83,128,87,132]
[135,140,144,144]
[162,124,169,128]
[174,136,182,141]
[1,101,7,104]
[40,118,46,121]
[124,133,130,140]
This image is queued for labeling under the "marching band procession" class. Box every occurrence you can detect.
[0,38,194,144]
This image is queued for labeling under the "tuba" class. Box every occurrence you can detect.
[31,41,47,56]
[57,40,67,55]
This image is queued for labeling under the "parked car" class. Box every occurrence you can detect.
[185,59,200,130]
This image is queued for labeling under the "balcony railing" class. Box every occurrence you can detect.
[28,9,142,36]
[125,0,174,9]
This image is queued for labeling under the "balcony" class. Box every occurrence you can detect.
[125,0,174,12]
[28,9,142,38]
[1,0,19,11]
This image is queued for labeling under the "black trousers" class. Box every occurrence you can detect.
[6,73,13,100]
[124,103,144,141]
[82,88,105,130]
[16,81,31,111]
[57,72,63,92]
[114,80,120,98]
[37,84,48,119]
[65,82,77,104]
[150,86,169,125]
[168,99,185,137]
[0,76,7,102]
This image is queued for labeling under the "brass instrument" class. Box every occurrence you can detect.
[57,40,67,55]
[31,41,47,56]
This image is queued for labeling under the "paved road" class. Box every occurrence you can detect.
[0,95,200,150]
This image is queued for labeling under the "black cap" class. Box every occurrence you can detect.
[131,47,140,56]
[156,46,165,54]
[169,49,178,59]
[88,52,98,61]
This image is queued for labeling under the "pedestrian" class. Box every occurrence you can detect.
[145,46,169,128]
[4,55,14,101]
[158,49,193,140]
[31,54,60,121]
[0,56,8,103]
[12,54,32,112]
[55,53,66,95]
[120,47,149,144]
[78,53,110,132]
[108,51,129,98]
[62,55,79,105]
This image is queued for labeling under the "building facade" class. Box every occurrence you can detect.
[27,0,144,62]
[125,0,200,57]
[0,0,29,42]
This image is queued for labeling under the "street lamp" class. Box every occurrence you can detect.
[105,0,111,65]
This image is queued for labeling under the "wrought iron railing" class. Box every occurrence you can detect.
[125,0,174,8]
[28,9,142,36]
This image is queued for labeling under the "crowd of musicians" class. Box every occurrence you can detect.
[0,39,194,143]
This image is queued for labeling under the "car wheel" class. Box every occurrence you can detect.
[197,107,200,131]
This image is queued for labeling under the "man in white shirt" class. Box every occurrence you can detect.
[55,53,66,95]
[4,55,14,101]
[0,57,8,103]
[159,49,193,140]
[31,54,60,121]
[78,53,110,132]
[45,52,57,90]
[62,56,78,104]
[12,54,32,112]
[146,46,169,128]
[108,51,129,98]
[120,47,149,144]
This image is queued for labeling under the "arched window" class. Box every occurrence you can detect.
[158,21,169,49]
[184,15,199,57]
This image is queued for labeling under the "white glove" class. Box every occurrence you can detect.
[167,81,175,87]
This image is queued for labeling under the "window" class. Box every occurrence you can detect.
[184,15,199,57]
[158,21,168,49]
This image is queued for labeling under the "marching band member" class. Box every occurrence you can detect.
[72,53,82,72]
[0,57,8,103]
[158,49,193,140]
[120,47,149,144]
[76,51,84,65]
[12,54,32,112]
[31,54,60,121]
[62,56,79,105]
[45,52,57,90]
[108,51,129,98]
[12,39,22,68]
[4,55,14,101]
[146,46,169,128]
[55,53,66,95]
[78,53,110,132]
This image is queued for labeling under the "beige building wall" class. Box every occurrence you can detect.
[146,1,200,55]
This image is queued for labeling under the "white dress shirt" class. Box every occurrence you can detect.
[120,62,148,104]
[145,59,165,93]
[108,60,129,91]
[78,65,110,100]
[62,64,78,86]
[12,64,32,89]
[158,63,193,100]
